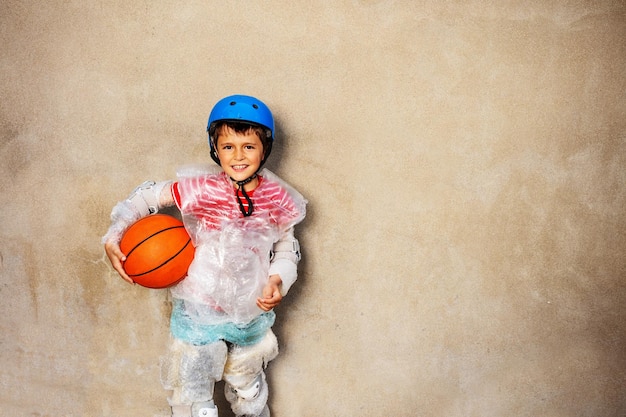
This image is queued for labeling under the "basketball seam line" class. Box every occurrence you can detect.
[125,225,185,258]
[128,238,193,278]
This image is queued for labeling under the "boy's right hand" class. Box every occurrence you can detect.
[104,241,134,285]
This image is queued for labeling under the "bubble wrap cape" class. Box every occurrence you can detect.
[170,164,307,326]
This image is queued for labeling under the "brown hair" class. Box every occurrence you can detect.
[212,122,270,153]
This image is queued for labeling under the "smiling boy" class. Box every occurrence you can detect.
[102,95,307,417]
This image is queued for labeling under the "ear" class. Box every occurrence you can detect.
[209,137,221,165]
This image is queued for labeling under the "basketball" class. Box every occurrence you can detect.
[120,214,195,289]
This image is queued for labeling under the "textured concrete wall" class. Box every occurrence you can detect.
[1,1,625,416]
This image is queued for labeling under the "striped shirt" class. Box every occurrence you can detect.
[172,172,302,231]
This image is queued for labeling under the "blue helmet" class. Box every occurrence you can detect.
[207,95,275,166]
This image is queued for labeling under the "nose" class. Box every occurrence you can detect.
[234,146,244,160]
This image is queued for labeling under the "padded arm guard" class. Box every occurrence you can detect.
[270,231,301,264]
[268,228,301,295]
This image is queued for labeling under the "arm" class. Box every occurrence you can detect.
[256,227,301,311]
[102,180,176,284]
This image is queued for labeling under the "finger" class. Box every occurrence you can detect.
[257,296,280,311]
[117,267,134,284]
[111,258,134,285]
[256,299,271,311]
[262,285,274,299]
[269,290,282,304]
[113,247,127,262]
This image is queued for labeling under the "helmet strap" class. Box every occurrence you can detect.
[233,174,257,217]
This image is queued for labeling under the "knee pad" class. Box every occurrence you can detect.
[224,372,269,416]
[230,373,263,401]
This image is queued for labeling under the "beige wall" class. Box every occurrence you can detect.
[1,1,625,416]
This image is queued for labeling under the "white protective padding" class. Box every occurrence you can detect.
[171,165,307,325]
[271,232,301,263]
[191,401,218,417]
[101,180,172,244]
[161,338,228,406]
[269,228,301,295]
[223,330,278,416]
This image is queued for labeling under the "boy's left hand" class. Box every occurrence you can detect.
[257,274,283,311]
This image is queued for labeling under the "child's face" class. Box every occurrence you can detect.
[215,127,264,185]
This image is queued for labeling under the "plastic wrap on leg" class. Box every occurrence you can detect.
[259,405,270,417]
[171,405,191,417]
[161,337,228,406]
[223,330,278,416]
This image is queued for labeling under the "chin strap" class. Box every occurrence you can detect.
[233,175,256,217]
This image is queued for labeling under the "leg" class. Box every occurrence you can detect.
[223,330,278,417]
[161,337,228,417]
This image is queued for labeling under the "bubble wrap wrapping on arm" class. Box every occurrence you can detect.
[170,165,306,325]
[101,180,173,244]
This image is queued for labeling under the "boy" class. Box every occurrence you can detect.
[102,95,307,417]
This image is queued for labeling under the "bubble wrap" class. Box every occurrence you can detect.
[170,165,306,325]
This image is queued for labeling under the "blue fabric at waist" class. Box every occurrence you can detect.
[170,298,275,346]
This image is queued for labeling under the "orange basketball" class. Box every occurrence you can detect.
[120,214,195,289]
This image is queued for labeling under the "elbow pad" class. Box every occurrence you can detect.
[270,237,301,264]
[127,180,170,216]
